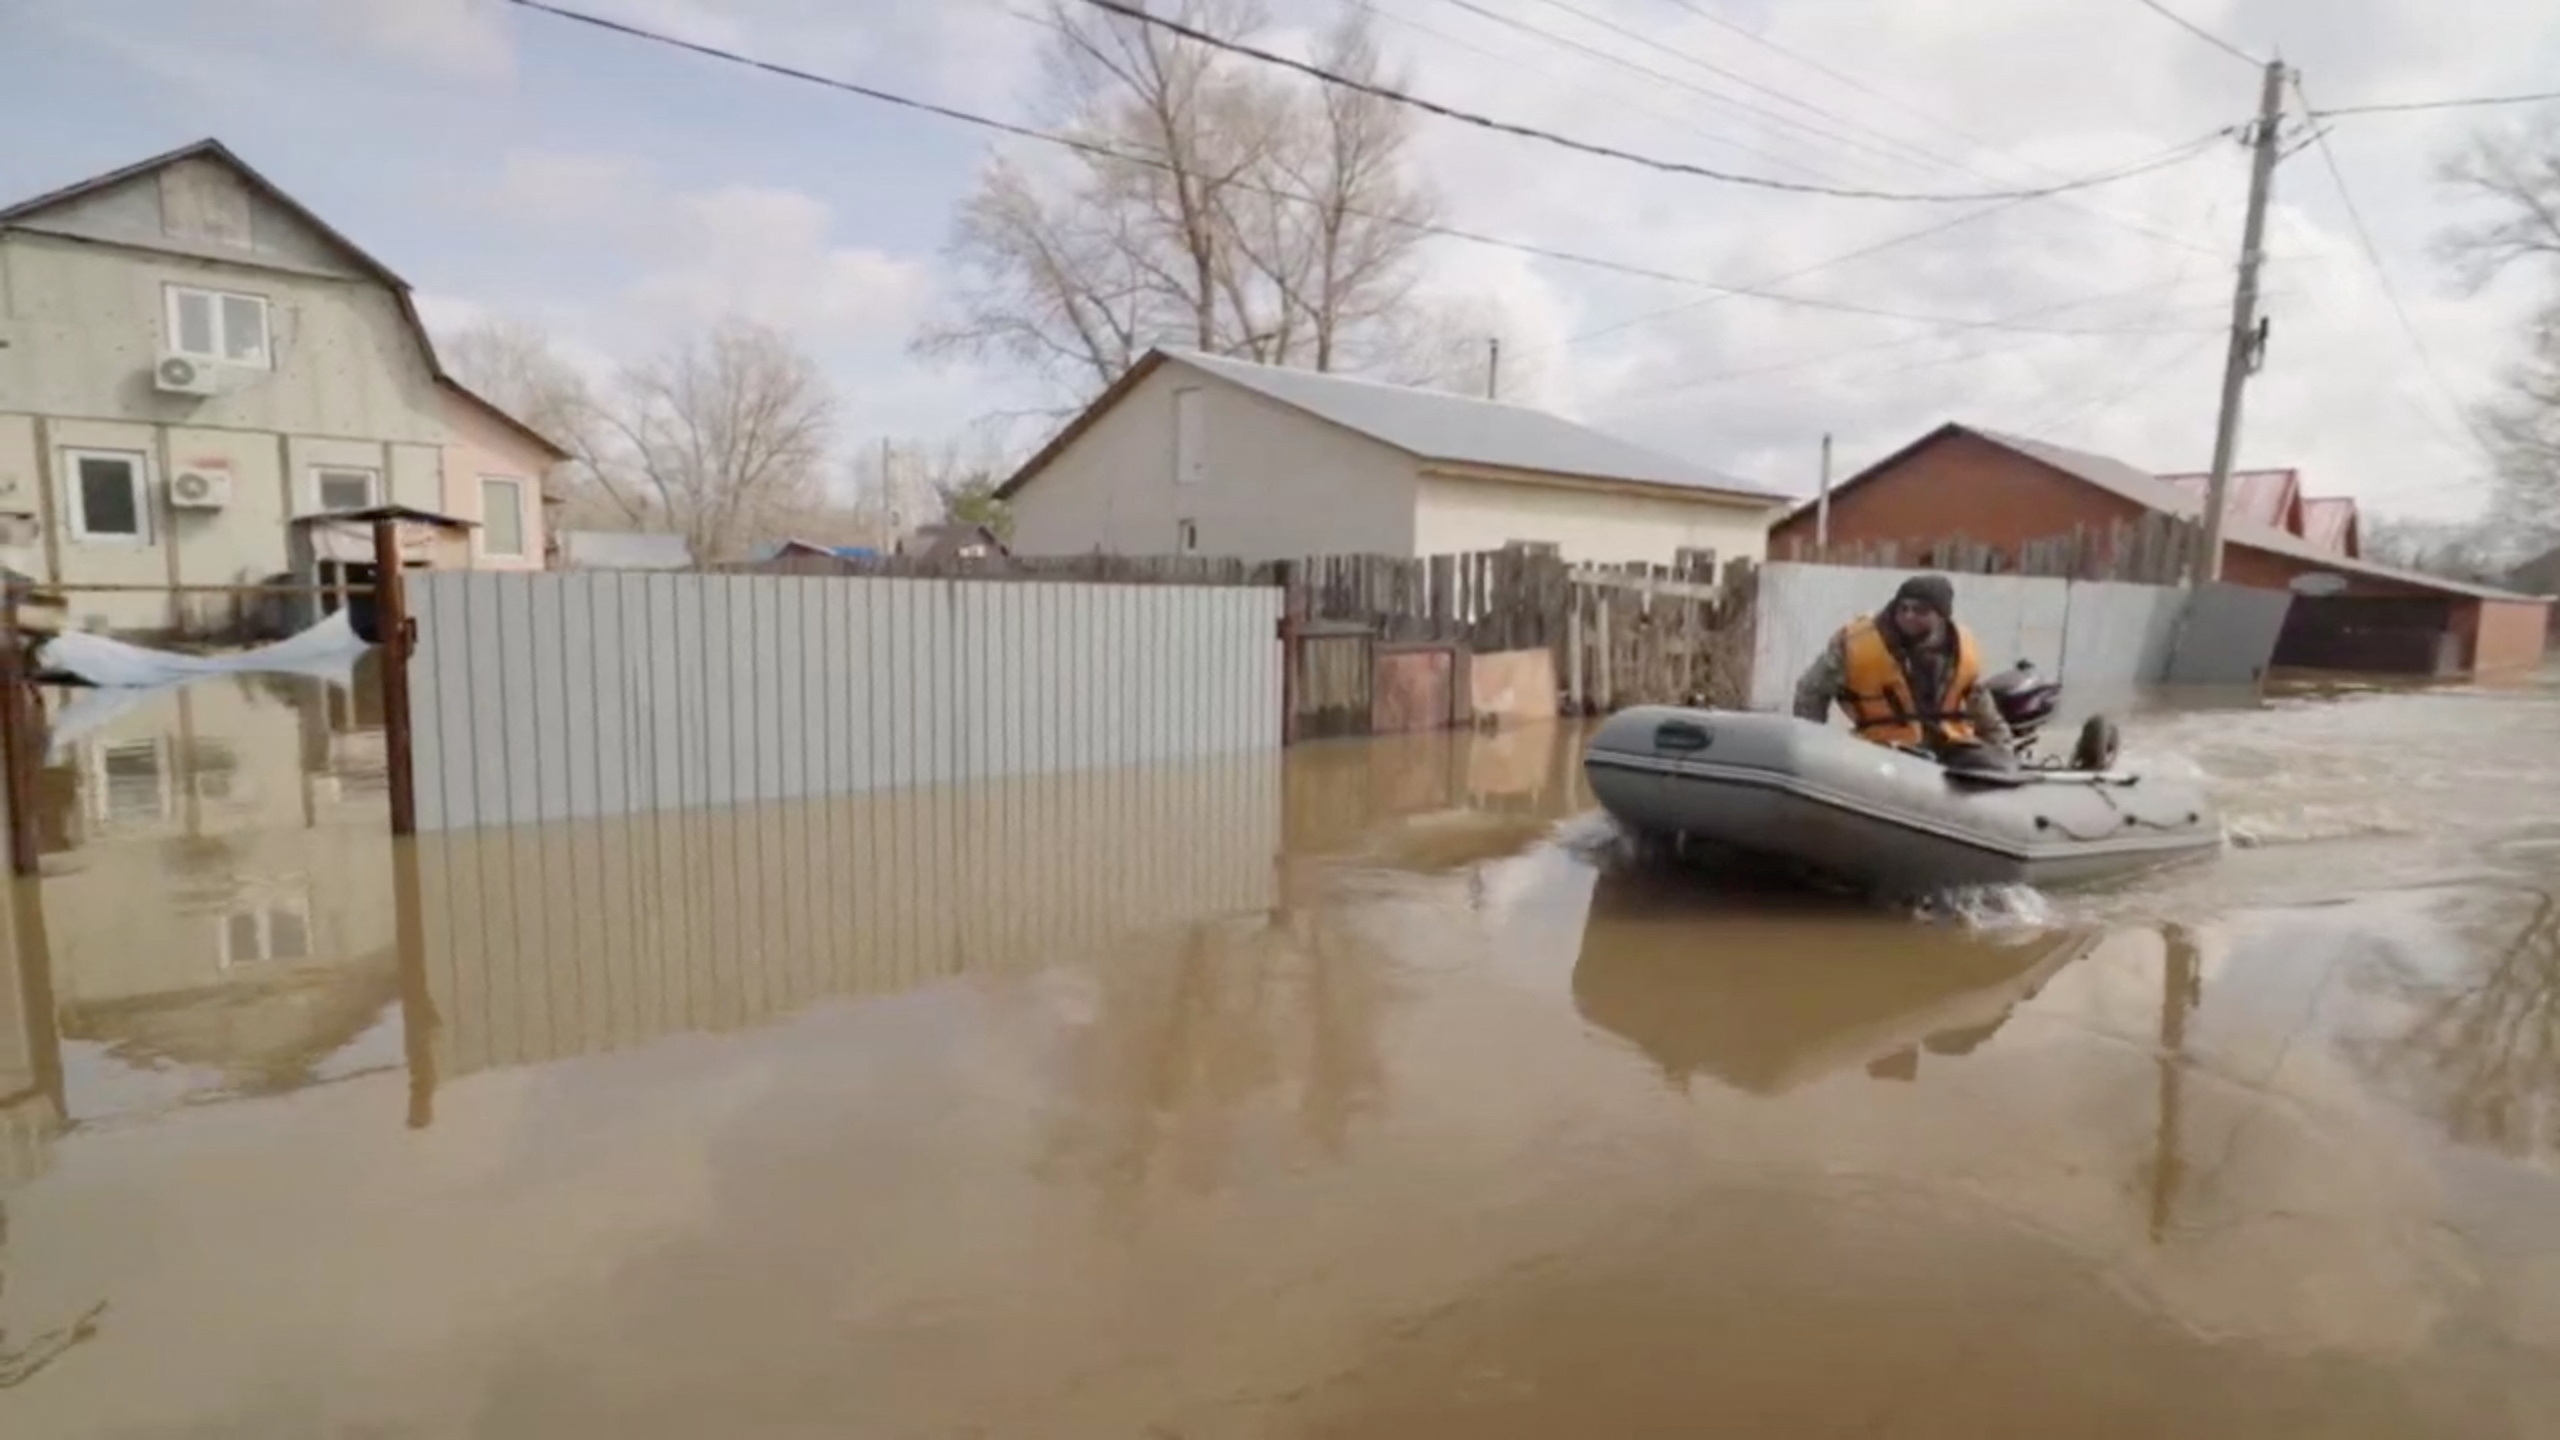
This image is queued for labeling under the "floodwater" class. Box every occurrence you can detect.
[4,666,2560,1436]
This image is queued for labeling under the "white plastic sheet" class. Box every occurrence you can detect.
[37,609,368,689]
[37,611,373,763]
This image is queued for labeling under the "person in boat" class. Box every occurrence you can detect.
[1791,574,2014,769]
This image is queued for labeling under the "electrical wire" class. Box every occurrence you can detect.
[1426,0,1889,187]
[1504,0,1979,181]
[1609,274,2241,411]
[1352,1,1829,185]
[2126,0,2266,69]
[1069,0,2237,203]
[1653,0,2233,260]
[1537,128,2235,354]
[2309,89,2560,119]
[2290,74,2504,467]
[503,0,2240,337]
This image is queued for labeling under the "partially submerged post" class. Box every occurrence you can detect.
[299,506,475,837]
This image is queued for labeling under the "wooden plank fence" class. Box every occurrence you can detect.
[1777,512,2204,584]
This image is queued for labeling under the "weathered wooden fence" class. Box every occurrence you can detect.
[1777,512,2205,584]
[1272,544,1759,736]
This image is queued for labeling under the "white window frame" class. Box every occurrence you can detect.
[219,894,315,968]
[62,448,153,545]
[311,466,380,514]
[88,736,172,827]
[478,475,528,558]
[163,283,272,368]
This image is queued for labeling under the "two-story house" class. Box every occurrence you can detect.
[0,140,563,634]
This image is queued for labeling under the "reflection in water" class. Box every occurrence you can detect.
[2362,884,2560,1165]
[4,678,2560,1433]
[1572,863,2086,1096]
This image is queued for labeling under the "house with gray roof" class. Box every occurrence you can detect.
[996,348,1788,565]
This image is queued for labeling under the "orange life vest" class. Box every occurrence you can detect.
[1837,615,1981,748]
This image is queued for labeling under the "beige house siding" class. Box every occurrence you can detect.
[0,157,446,630]
[1412,470,1778,565]
[1009,362,1417,560]
[437,389,554,571]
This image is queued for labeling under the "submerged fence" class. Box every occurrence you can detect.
[407,571,1282,832]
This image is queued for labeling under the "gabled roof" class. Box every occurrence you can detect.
[437,378,571,464]
[0,138,409,289]
[998,348,1786,505]
[1805,422,2541,603]
[0,139,478,414]
[2298,497,2361,558]
[2157,468,2304,533]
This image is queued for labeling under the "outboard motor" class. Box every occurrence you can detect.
[1984,660,2120,772]
[1984,660,2061,755]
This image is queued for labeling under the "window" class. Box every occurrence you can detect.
[479,476,526,557]
[92,739,170,827]
[64,449,150,543]
[1178,519,1199,552]
[1172,385,1205,486]
[222,900,313,967]
[313,467,378,512]
[165,284,270,367]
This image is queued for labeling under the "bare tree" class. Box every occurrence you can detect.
[594,321,837,563]
[435,317,645,528]
[918,0,1469,407]
[2437,115,2560,550]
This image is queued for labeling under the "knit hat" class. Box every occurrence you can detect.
[1890,573,1955,620]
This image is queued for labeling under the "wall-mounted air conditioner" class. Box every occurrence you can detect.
[152,352,221,397]
[169,468,233,510]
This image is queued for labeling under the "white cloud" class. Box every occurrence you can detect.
[629,184,933,341]
[267,0,515,80]
[1298,0,2560,519]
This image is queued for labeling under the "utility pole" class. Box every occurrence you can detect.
[1815,432,1834,553]
[2195,57,2289,586]
[1486,337,1501,400]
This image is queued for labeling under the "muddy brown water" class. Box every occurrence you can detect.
[2,670,2558,1436]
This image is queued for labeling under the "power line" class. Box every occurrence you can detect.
[500,0,2220,336]
[1505,0,1980,182]
[1426,0,1888,188]
[1539,128,2235,353]
[1611,275,2241,409]
[1070,0,2231,204]
[2289,74,2503,468]
[2309,89,2560,119]
[1653,0,2233,260]
[1353,1,1806,182]
[2126,0,2265,69]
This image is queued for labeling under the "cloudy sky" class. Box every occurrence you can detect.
[4,0,2555,521]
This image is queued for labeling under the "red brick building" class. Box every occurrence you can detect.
[1769,423,2550,676]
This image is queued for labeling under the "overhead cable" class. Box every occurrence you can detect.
[2290,75,2505,466]
[2309,89,2560,118]
[1071,0,2241,203]
[2126,0,2267,69]
[505,0,2234,336]
[1539,128,2236,353]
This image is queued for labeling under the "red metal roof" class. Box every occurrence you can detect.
[2156,468,2303,533]
[2298,497,2361,558]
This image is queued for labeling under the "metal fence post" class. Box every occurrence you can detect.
[372,516,418,837]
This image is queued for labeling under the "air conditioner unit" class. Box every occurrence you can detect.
[152,352,220,397]
[169,468,232,510]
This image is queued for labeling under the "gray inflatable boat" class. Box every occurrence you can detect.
[1583,706,2221,895]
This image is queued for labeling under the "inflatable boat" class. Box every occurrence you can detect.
[1582,705,2222,896]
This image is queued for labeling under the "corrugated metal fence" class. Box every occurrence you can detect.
[407,571,1283,832]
